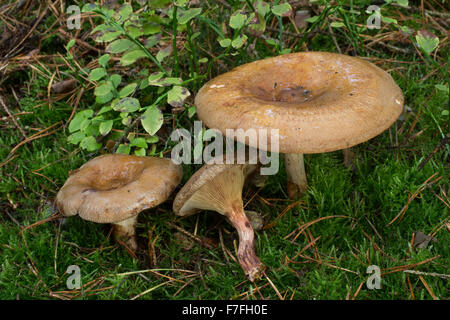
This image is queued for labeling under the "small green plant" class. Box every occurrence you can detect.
[67,2,200,155]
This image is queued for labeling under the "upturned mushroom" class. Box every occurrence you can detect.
[56,154,183,252]
[173,154,263,281]
[194,52,404,198]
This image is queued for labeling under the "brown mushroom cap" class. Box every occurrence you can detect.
[57,154,183,223]
[195,52,404,154]
[173,153,258,217]
[173,161,257,217]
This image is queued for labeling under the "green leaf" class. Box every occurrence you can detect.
[249,13,266,34]
[79,118,91,132]
[305,16,319,23]
[98,54,111,68]
[89,68,106,81]
[265,38,277,46]
[91,24,109,34]
[106,39,137,54]
[231,34,248,49]
[119,83,138,97]
[141,106,163,135]
[99,120,113,136]
[96,30,122,42]
[116,4,132,22]
[69,110,94,133]
[130,137,148,148]
[97,106,112,115]
[188,106,196,118]
[121,116,132,126]
[148,72,164,83]
[120,49,147,66]
[94,82,114,96]
[142,23,161,35]
[177,8,202,24]
[112,97,140,113]
[254,1,270,16]
[95,92,114,104]
[381,16,397,24]
[394,0,408,7]
[80,136,101,151]
[271,3,292,17]
[146,136,159,144]
[330,21,345,28]
[144,34,161,48]
[116,144,131,155]
[81,3,98,12]
[435,84,449,94]
[110,74,122,88]
[167,86,190,107]
[174,0,189,6]
[127,25,144,38]
[156,46,172,62]
[219,38,232,47]
[229,12,247,30]
[68,131,86,144]
[134,148,146,156]
[416,31,439,55]
[66,39,76,51]
[148,76,182,87]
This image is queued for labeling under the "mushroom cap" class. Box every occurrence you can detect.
[195,51,404,154]
[56,154,183,223]
[173,156,258,217]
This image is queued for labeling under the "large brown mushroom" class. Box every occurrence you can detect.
[173,154,263,281]
[194,52,404,198]
[56,154,183,252]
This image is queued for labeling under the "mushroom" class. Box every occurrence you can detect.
[56,154,183,252]
[194,52,404,198]
[173,154,263,281]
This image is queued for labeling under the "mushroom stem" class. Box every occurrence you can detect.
[226,204,262,282]
[112,215,138,252]
[284,153,308,199]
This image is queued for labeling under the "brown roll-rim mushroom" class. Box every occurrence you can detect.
[194,51,404,198]
[56,154,183,252]
[173,154,263,281]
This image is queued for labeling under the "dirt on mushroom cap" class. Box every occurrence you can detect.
[195,52,404,154]
[56,154,183,223]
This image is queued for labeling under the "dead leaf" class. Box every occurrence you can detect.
[294,10,310,29]
[51,79,78,94]
[413,231,437,249]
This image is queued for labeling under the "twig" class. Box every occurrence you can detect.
[0,94,27,139]
[418,133,450,171]
[387,173,442,226]
[403,269,449,279]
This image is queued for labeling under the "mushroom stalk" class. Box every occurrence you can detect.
[173,162,264,281]
[284,153,308,199]
[226,204,262,282]
[112,215,138,252]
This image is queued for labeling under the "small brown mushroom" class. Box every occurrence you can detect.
[194,52,404,198]
[173,155,263,281]
[56,154,183,252]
